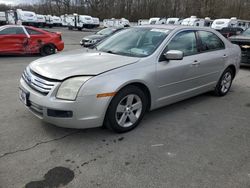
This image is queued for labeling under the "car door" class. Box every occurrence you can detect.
[156,30,201,107]
[0,27,28,54]
[194,30,227,87]
[24,27,47,53]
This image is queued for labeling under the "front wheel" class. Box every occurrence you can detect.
[214,68,234,96]
[105,86,148,133]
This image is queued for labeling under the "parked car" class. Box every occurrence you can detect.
[219,27,243,38]
[80,27,124,47]
[19,25,240,133]
[0,25,64,56]
[229,28,250,65]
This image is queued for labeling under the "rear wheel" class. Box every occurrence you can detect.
[40,44,56,56]
[214,68,234,96]
[105,86,147,133]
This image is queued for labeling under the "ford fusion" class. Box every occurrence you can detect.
[19,25,241,133]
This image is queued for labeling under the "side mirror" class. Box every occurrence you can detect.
[164,50,184,60]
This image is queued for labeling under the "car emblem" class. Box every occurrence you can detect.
[241,45,250,49]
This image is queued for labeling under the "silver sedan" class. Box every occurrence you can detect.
[19,25,241,133]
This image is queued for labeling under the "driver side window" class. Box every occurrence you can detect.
[165,31,198,56]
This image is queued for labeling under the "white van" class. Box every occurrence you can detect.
[16,9,37,26]
[0,12,7,25]
[211,18,238,30]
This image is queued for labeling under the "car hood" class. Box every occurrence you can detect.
[229,35,250,42]
[29,49,140,80]
[83,34,105,41]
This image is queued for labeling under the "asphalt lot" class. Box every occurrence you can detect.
[0,27,250,188]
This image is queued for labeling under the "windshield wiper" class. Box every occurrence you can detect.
[106,50,118,54]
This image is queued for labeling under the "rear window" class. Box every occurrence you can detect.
[198,31,225,52]
[25,28,43,35]
[215,21,225,25]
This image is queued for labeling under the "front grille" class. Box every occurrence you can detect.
[22,67,57,95]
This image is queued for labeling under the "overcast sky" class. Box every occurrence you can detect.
[0,0,38,5]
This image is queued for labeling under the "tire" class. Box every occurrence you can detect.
[214,68,234,96]
[40,44,56,56]
[105,85,148,133]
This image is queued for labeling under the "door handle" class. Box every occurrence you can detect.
[191,60,200,66]
[223,54,228,58]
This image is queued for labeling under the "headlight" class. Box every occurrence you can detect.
[56,76,92,100]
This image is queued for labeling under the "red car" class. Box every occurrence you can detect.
[0,25,64,56]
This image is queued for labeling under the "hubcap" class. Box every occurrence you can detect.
[221,72,232,93]
[45,46,54,55]
[115,94,142,128]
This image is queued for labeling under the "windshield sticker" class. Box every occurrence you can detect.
[150,29,169,33]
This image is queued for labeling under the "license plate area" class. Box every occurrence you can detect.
[19,88,30,106]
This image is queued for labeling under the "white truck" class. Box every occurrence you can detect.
[68,14,94,30]
[0,12,7,25]
[15,9,37,26]
[103,18,130,27]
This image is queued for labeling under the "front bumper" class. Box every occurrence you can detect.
[19,77,109,129]
[56,41,64,51]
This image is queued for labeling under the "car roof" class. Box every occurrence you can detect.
[135,24,215,32]
[0,25,23,28]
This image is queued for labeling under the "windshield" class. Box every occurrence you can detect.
[242,29,250,36]
[215,21,226,25]
[96,27,170,57]
[97,28,116,35]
